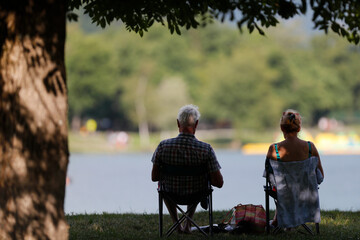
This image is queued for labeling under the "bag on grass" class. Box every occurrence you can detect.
[221,204,266,234]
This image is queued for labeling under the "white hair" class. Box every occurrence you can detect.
[177,104,200,127]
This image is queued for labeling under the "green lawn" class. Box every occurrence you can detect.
[67,210,360,240]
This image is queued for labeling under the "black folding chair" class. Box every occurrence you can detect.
[158,163,213,237]
[264,158,320,235]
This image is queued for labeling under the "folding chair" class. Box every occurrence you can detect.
[264,158,320,235]
[158,163,213,237]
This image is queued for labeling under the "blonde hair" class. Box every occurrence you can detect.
[280,109,301,133]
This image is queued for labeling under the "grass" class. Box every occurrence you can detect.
[68,123,360,154]
[68,131,161,153]
[68,129,277,153]
[67,210,360,240]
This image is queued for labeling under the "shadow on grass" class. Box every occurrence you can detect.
[67,210,360,240]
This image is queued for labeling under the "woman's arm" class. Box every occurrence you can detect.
[266,144,276,160]
[311,142,324,177]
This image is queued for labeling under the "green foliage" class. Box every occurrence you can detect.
[199,36,282,130]
[311,1,360,44]
[147,77,191,130]
[67,0,360,45]
[66,20,360,133]
[66,25,134,129]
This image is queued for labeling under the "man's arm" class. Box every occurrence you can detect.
[210,170,223,188]
[151,164,160,182]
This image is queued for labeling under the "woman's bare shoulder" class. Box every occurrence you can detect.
[266,143,276,160]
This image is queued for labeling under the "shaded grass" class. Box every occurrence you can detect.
[67,210,360,240]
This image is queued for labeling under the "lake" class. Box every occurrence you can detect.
[64,150,360,214]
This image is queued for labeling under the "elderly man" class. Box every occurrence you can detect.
[151,104,223,234]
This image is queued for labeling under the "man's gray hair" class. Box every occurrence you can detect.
[177,104,201,127]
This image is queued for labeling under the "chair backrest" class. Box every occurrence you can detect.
[269,157,321,228]
[160,163,208,177]
[159,163,211,194]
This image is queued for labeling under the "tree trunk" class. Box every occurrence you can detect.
[0,1,69,239]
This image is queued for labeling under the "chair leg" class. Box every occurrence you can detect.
[166,218,183,237]
[316,223,320,234]
[264,187,270,234]
[165,199,195,237]
[177,205,207,236]
[166,212,188,237]
[166,203,209,237]
[179,206,208,237]
[302,224,314,235]
[165,206,187,237]
[273,226,282,234]
[162,194,183,237]
[209,193,213,236]
[161,191,213,237]
[159,192,163,237]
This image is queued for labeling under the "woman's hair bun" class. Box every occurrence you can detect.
[280,110,301,133]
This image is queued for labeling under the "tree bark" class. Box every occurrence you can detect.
[0,1,69,239]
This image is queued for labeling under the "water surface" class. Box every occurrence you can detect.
[65,151,360,214]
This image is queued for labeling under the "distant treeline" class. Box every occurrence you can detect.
[66,19,360,132]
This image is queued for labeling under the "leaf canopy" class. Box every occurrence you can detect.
[67,0,360,44]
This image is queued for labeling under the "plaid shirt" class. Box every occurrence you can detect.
[151,133,221,195]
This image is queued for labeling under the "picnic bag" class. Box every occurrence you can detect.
[222,204,266,233]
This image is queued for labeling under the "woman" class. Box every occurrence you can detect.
[266,109,324,227]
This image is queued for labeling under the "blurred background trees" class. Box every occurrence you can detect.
[66,17,360,139]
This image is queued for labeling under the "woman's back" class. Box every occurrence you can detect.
[265,109,324,229]
[269,138,312,162]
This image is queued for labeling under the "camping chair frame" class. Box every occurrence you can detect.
[264,159,320,235]
[158,163,213,237]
